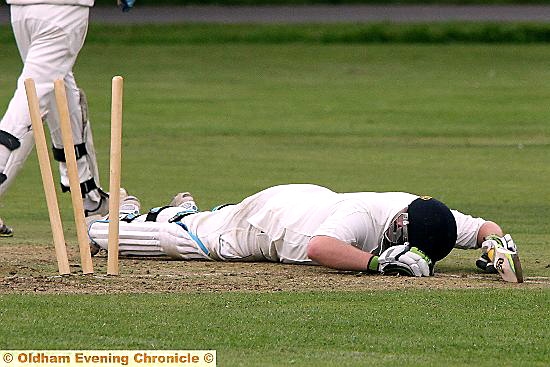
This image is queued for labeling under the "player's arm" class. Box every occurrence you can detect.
[476,221,503,246]
[307,235,376,271]
[307,236,432,276]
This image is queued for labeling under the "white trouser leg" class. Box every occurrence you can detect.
[0,130,34,196]
[0,5,98,205]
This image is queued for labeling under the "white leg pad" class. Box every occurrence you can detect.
[88,220,209,260]
[89,220,166,257]
[0,129,35,196]
[48,85,102,207]
[79,88,101,187]
[159,222,211,261]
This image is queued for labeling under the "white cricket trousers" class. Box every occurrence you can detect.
[0,4,91,192]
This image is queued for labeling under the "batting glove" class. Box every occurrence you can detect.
[117,0,135,12]
[475,252,497,273]
[476,234,517,273]
[374,245,433,277]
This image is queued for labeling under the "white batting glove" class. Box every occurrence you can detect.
[377,245,433,277]
[482,234,517,254]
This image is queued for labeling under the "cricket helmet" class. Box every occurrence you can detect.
[406,196,457,262]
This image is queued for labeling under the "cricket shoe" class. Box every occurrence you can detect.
[84,188,109,218]
[89,241,101,257]
[84,188,129,217]
[169,192,198,213]
[0,218,13,237]
[89,191,139,257]
[90,192,141,222]
[119,195,141,222]
[85,188,129,226]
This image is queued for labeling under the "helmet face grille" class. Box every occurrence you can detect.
[383,212,409,248]
[407,197,457,262]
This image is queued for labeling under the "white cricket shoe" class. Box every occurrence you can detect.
[84,189,109,217]
[85,188,129,224]
[169,192,194,206]
[88,190,138,257]
[0,217,13,237]
[169,192,198,213]
[119,195,141,221]
[85,188,129,217]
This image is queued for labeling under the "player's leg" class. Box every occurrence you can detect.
[40,6,107,216]
[88,219,209,260]
[0,5,91,208]
[89,220,168,257]
[177,199,278,262]
[46,75,107,216]
[0,6,45,198]
[88,194,208,259]
[0,6,62,237]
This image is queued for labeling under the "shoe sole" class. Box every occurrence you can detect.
[0,225,13,237]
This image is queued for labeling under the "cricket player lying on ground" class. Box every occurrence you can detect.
[88,184,520,278]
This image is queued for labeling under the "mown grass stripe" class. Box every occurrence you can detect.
[4,23,550,44]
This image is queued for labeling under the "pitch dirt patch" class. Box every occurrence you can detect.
[1,244,547,294]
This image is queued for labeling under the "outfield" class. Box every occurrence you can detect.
[0,27,549,366]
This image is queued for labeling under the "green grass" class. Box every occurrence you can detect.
[64,23,550,44]
[1,28,549,366]
[7,23,550,45]
[93,0,550,5]
[1,290,550,366]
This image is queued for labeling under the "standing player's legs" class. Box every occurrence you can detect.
[0,5,60,236]
[0,5,105,224]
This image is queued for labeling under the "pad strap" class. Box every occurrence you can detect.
[168,211,197,223]
[211,203,235,211]
[61,177,98,196]
[145,206,172,222]
[0,130,21,150]
[52,143,88,162]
